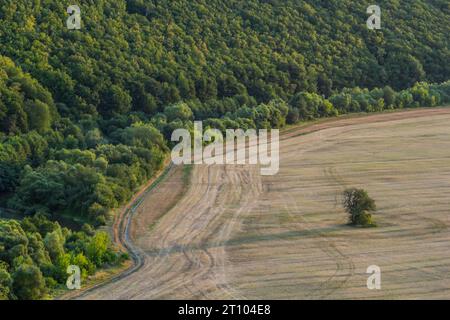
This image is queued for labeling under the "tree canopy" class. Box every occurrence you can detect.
[0,215,124,300]
[0,0,448,299]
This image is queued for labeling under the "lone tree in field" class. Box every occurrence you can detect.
[343,188,377,227]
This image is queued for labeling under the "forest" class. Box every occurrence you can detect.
[0,0,449,299]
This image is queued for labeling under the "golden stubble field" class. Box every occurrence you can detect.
[81,108,450,299]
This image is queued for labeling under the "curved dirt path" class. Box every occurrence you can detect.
[80,164,262,299]
[80,107,450,299]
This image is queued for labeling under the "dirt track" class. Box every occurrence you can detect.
[80,108,450,299]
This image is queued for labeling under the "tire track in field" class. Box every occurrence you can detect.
[280,193,355,299]
[79,163,262,299]
[78,107,450,300]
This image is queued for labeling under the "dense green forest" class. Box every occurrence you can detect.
[0,214,126,299]
[0,0,449,299]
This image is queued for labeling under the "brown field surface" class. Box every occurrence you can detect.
[80,108,450,299]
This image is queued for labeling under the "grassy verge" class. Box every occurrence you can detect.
[147,164,193,233]
[281,105,450,135]
[53,260,133,300]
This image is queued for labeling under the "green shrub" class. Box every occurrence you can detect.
[343,188,377,227]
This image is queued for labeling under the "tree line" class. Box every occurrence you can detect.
[2,53,449,228]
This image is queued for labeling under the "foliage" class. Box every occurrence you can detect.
[0,0,448,114]
[0,215,123,300]
[343,188,377,227]
[12,264,46,300]
[0,0,448,299]
[0,1,448,225]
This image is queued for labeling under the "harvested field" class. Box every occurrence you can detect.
[81,108,450,299]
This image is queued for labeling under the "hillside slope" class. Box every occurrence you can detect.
[79,108,450,300]
[0,0,449,300]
